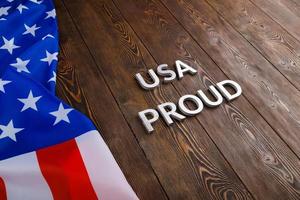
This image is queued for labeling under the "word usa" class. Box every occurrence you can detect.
[135,60,242,133]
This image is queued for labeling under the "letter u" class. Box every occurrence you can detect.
[197,85,223,107]
[135,69,160,90]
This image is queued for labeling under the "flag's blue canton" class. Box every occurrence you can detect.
[0,0,96,161]
[0,0,58,92]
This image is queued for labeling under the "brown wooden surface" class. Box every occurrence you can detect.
[55,0,300,199]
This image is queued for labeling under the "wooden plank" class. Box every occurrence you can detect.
[54,1,168,199]
[206,0,300,91]
[60,0,255,199]
[111,0,300,199]
[249,0,300,42]
[158,0,300,161]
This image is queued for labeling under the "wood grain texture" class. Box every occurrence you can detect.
[206,0,300,91]
[59,0,255,199]
[250,0,300,42]
[111,0,300,199]
[54,1,168,199]
[54,0,300,199]
[159,0,300,168]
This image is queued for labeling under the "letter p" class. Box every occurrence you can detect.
[138,109,159,133]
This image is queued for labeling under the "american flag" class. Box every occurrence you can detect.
[0,0,138,199]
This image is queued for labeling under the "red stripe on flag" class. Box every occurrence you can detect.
[36,139,98,200]
[0,177,6,200]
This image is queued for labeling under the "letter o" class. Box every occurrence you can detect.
[178,95,204,116]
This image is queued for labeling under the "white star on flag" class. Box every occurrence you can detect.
[0,37,20,54]
[29,0,43,4]
[45,9,56,19]
[0,6,10,17]
[50,103,73,125]
[48,71,56,83]
[41,50,58,65]
[23,24,40,37]
[17,4,28,14]
[18,90,42,112]
[0,120,24,142]
[42,34,55,40]
[0,79,11,93]
[10,58,30,73]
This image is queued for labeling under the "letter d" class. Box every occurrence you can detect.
[216,80,242,101]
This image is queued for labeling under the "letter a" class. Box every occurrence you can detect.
[175,60,197,79]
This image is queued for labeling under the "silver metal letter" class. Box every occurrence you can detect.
[157,102,186,125]
[135,69,160,90]
[157,64,177,83]
[138,109,160,133]
[178,95,204,116]
[216,80,242,101]
[175,60,197,79]
[197,85,223,107]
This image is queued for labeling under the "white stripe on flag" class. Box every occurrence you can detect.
[76,130,138,200]
[0,152,53,200]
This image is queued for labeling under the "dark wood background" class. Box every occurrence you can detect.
[54,0,300,199]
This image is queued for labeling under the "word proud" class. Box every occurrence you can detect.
[135,60,242,133]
